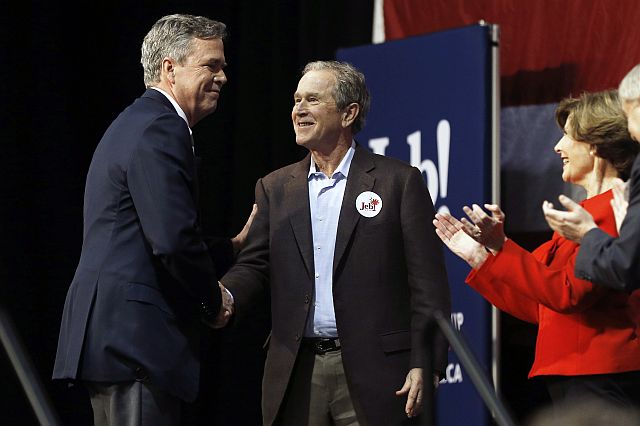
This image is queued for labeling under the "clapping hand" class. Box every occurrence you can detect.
[433,212,490,269]
[460,203,506,253]
[542,195,597,243]
[611,178,629,233]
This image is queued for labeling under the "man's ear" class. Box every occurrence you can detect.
[342,103,360,128]
[162,58,176,83]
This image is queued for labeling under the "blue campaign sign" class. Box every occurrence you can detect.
[337,24,495,425]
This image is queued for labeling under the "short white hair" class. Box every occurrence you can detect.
[618,64,640,102]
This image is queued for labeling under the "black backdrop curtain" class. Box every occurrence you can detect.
[0,2,373,424]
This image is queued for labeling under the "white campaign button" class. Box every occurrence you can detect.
[355,191,382,218]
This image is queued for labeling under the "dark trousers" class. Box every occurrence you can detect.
[544,371,640,409]
[84,381,181,426]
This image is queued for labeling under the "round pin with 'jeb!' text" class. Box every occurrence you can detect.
[355,191,383,218]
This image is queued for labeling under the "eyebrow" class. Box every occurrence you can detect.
[293,91,319,97]
[203,57,227,67]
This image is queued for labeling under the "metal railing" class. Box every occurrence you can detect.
[0,305,61,426]
[422,309,517,426]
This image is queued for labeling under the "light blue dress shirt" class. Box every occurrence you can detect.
[304,142,356,338]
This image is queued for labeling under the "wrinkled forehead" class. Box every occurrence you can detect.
[295,70,336,95]
[187,38,225,62]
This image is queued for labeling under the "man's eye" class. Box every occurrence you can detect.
[205,63,223,72]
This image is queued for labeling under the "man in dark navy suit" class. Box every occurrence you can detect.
[52,14,252,426]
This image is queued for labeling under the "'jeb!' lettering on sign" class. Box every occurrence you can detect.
[368,119,450,214]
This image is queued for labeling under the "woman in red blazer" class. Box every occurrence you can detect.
[434,90,640,408]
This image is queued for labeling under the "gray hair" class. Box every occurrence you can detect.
[302,60,371,134]
[141,14,227,87]
[618,64,640,102]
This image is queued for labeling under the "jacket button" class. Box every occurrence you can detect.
[135,367,149,382]
[304,294,310,304]
[295,334,301,341]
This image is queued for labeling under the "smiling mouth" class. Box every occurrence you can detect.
[297,122,314,127]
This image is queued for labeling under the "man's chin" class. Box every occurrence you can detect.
[206,102,218,115]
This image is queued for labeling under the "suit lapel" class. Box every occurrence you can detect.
[333,145,375,275]
[286,155,315,279]
[193,155,202,201]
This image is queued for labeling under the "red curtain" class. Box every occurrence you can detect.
[384,0,640,106]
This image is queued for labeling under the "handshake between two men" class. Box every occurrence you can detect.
[203,203,257,329]
[211,282,235,329]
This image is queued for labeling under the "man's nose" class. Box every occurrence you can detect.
[294,100,308,113]
[214,70,227,86]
